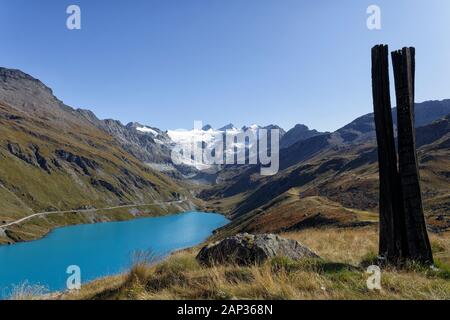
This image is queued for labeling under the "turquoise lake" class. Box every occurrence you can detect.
[0,211,228,299]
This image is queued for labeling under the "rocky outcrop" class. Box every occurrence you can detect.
[7,142,35,166]
[90,178,124,197]
[55,149,99,175]
[77,110,173,163]
[7,142,51,173]
[31,145,51,173]
[196,233,319,265]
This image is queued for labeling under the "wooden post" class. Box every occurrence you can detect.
[371,45,408,263]
[391,48,433,263]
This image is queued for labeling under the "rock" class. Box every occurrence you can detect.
[55,149,98,175]
[196,233,319,266]
[7,142,35,166]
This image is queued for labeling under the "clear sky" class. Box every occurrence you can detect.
[0,0,449,132]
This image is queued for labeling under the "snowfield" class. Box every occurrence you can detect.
[136,126,159,136]
[167,125,259,170]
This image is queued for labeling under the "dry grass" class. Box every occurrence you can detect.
[281,227,379,264]
[9,282,48,300]
[58,227,450,301]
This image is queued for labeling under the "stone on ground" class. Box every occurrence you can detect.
[196,233,319,266]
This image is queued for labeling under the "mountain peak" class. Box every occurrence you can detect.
[1,67,37,81]
[126,122,144,129]
[127,123,161,136]
[0,67,78,122]
[219,123,236,131]
[264,124,285,130]
[293,124,310,131]
[241,124,260,131]
[280,123,324,149]
[0,67,54,95]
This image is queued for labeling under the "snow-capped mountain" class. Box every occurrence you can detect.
[167,125,237,170]
[135,125,158,136]
[167,124,283,171]
[78,114,287,178]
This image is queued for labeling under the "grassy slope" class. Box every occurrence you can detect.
[52,227,449,300]
[0,101,196,244]
[213,195,378,240]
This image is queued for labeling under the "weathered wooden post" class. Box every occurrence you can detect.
[391,48,433,263]
[371,45,408,262]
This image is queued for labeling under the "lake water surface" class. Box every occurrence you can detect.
[0,211,228,299]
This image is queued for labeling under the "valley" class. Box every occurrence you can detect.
[0,67,449,246]
[200,109,450,238]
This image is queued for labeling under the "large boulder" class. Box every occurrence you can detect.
[196,233,319,266]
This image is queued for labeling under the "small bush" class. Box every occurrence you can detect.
[125,250,156,286]
[127,262,150,285]
[146,253,199,291]
[154,253,200,275]
[360,251,379,268]
[270,256,299,273]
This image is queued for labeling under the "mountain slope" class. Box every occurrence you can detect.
[204,100,450,197]
[336,100,450,144]
[0,68,194,244]
[202,109,450,236]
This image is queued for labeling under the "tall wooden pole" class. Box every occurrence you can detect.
[391,48,433,263]
[371,45,408,263]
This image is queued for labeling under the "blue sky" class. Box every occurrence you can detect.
[0,0,449,132]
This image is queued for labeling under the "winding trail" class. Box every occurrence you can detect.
[0,200,186,229]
